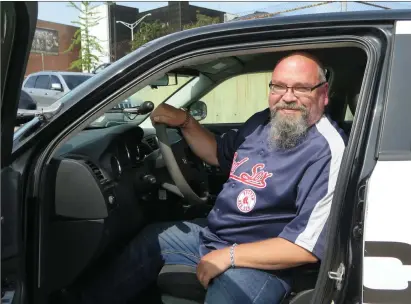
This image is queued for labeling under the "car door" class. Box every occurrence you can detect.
[4,7,410,303]
[32,74,53,108]
[361,20,411,304]
[22,75,37,98]
[1,1,37,302]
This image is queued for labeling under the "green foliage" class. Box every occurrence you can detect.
[130,12,220,51]
[183,12,220,30]
[65,1,105,72]
[131,20,170,51]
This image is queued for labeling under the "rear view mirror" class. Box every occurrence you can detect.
[149,73,178,88]
[188,100,207,121]
[51,83,63,91]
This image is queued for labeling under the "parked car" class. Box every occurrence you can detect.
[22,71,94,108]
[2,2,411,304]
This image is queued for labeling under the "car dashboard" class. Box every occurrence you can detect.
[45,124,181,292]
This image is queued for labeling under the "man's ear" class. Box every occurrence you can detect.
[323,83,329,106]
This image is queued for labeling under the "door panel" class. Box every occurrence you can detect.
[1,2,38,303]
[1,168,23,260]
[362,20,411,304]
[1,168,24,303]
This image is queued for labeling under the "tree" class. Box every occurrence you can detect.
[183,12,220,30]
[130,12,221,51]
[131,20,170,51]
[65,1,105,72]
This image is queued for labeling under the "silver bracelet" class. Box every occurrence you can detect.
[230,243,237,268]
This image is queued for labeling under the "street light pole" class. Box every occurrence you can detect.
[116,13,152,42]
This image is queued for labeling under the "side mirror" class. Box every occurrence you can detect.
[188,100,207,121]
[51,83,63,91]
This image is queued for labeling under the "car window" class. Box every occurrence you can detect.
[88,75,195,128]
[62,75,93,90]
[34,75,51,89]
[345,106,354,121]
[24,76,36,88]
[50,75,62,86]
[199,72,271,124]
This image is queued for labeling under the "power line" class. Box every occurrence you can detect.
[354,1,390,10]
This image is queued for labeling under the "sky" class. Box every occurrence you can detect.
[38,1,411,26]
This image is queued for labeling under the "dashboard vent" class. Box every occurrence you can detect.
[84,160,106,184]
[145,136,158,150]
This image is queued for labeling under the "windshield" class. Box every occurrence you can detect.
[62,75,93,90]
[88,75,195,128]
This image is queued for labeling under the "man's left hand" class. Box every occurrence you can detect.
[196,248,231,289]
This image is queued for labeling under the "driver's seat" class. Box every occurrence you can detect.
[157,264,319,304]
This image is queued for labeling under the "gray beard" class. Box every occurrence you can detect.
[268,105,309,150]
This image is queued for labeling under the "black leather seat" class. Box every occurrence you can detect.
[158,264,319,304]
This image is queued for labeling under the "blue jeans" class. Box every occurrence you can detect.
[81,219,289,304]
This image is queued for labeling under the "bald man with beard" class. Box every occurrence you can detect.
[79,52,347,304]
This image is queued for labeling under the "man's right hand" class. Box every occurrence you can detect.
[150,104,187,127]
[150,103,219,167]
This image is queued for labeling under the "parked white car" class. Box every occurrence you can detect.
[22,71,93,108]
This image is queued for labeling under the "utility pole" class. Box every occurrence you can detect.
[41,52,45,70]
[116,13,152,42]
[341,1,347,12]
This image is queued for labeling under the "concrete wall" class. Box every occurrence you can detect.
[25,20,80,77]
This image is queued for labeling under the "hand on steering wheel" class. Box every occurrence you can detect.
[150,104,187,127]
[151,104,209,205]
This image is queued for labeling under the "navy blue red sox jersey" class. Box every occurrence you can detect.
[200,108,347,264]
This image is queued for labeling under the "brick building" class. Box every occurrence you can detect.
[25,20,80,77]
[108,2,225,60]
[137,2,225,32]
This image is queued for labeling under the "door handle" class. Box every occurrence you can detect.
[29,91,33,93]
[45,93,48,95]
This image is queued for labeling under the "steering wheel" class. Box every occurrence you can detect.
[154,124,209,205]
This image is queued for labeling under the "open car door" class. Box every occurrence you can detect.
[1,2,37,302]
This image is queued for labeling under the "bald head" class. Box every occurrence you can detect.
[273,52,326,84]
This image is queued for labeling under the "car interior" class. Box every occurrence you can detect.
[44,45,367,304]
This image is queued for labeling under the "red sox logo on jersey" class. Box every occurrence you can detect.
[237,189,256,213]
[230,152,273,189]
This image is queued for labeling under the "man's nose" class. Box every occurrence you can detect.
[282,89,298,103]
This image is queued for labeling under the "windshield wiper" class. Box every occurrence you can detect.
[17,100,64,123]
